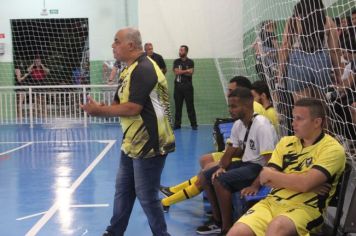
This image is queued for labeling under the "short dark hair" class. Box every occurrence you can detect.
[333,17,341,27]
[229,76,252,90]
[228,87,254,103]
[180,45,189,53]
[340,32,356,52]
[261,20,275,29]
[352,8,356,15]
[294,98,327,120]
[252,80,271,100]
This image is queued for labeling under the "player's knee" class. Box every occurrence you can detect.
[212,177,224,190]
[198,172,207,186]
[227,223,255,236]
[199,153,214,168]
[266,216,297,236]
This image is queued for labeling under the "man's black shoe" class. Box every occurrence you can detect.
[162,204,170,213]
[159,185,174,197]
[196,220,222,234]
[192,126,198,130]
[102,230,114,236]
[173,125,181,130]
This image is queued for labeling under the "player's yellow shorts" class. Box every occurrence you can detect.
[237,196,323,236]
[211,152,241,162]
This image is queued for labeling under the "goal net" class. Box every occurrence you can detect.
[1,18,120,125]
[215,0,356,157]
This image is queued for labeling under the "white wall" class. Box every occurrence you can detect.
[0,0,138,62]
[138,0,244,59]
[0,0,340,62]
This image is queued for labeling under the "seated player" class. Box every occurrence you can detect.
[160,76,269,211]
[251,80,279,130]
[228,98,346,236]
[196,87,277,235]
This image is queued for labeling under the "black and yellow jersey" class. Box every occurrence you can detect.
[114,54,175,158]
[253,101,266,118]
[265,105,279,130]
[267,133,345,211]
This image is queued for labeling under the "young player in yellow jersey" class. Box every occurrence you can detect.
[228,98,346,236]
[251,80,279,131]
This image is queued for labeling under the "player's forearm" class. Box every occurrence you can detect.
[89,103,142,117]
[265,171,316,192]
[183,69,194,75]
[109,68,118,81]
[250,176,261,188]
[219,146,238,169]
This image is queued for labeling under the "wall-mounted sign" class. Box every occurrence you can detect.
[0,34,5,39]
[50,9,59,14]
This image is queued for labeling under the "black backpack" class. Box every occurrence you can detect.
[213,118,235,151]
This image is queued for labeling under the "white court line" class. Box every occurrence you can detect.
[0,140,115,144]
[25,140,116,236]
[70,204,110,208]
[16,204,109,221]
[16,211,47,221]
[0,142,33,156]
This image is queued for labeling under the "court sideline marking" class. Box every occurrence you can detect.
[25,140,116,236]
[16,204,110,221]
[0,142,33,156]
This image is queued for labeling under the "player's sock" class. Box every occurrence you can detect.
[162,183,202,206]
[169,175,198,193]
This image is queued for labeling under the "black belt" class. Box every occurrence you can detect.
[175,80,191,83]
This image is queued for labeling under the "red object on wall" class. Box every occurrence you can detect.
[0,34,5,38]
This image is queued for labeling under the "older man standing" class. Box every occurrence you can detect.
[144,42,167,74]
[81,27,175,236]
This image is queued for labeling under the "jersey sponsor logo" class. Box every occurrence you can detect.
[305,157,313,167]
[244,209,255,215]
[249,139,256,150]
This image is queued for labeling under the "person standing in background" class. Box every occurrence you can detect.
[173,45,197,130]
[27,55,49,118]
[103,60,123,84]
[27,56,49,84]
[144,42,167,74]
[277,0,343,102]
[253,20,279,83]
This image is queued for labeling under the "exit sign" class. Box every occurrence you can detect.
[49,9,59,14]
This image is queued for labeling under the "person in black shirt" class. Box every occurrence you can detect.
[173,45,197,130]
[144,42,167,74]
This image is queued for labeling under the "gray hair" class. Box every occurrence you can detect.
[144,42,152,48]
[123,27,143,50]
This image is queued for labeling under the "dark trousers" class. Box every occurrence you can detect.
[174,82,197,127]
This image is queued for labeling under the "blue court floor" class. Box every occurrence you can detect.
[0,124,215,236]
